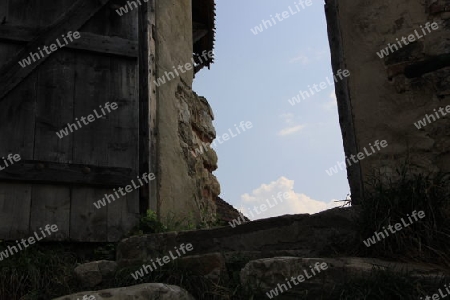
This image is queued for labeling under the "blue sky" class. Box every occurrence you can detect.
[193,0,350,219]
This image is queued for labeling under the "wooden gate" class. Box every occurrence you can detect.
[0,0,150,242]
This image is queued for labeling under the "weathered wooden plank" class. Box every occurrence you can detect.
[70,188,108,241]
[74,0,138,41]
[0,0,141,242]
[138,1,151,215]
[138,0,158,212]
[0,41,20,74]
[34,54,75,163]
[108,50,140,241]
[0,26,138,58]
[29,0,79,243]
[30,185,70,241]
[7,0,42,28]
[0,0,111,101]
[68,0,140,242]
[0,0,8,29]
[71,32,137,58]
[107,192,139,241]
[0,1,37,157]
[0,160,134,186]
[0,183,31,240]
[0,73,37,156]
[0,0,39,241]
[72,57,112,166]
[148,0,159,213]
[82,0,139,241]
[70,45,113,241]
[0,25,36,41]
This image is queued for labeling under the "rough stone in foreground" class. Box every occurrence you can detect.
[74,260,118,288]
[178,252,227,282]
[117,207,359,267]
[52,283,196,300]
[240,256,449,298]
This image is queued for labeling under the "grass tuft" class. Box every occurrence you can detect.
[357,166,450,266]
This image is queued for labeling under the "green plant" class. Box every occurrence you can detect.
[161,211,197,232]
[128,207,219,237]
[129,209,168,236]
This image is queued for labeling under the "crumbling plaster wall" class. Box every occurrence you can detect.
[154,0,220,225]
[327,0,450,201]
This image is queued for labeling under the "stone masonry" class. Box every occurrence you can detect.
[326,0,450,202]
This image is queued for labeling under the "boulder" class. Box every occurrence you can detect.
[74,260,118,288]
[52,283,196,300]
[178,252,227,282]
[240,256,449,298]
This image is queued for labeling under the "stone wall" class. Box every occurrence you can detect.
[154,0,219,225]
[176,82,220,225]
[326,0,450,201]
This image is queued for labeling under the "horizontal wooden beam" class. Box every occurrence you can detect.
[0,0,111,101]
[0,160,135,187]
[0,25,138,58]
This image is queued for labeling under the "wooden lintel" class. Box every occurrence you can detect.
[0,0,111,101]
[0,25,138,58]
[0,160,134,187]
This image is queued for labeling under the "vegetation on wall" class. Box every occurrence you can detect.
[357,166,450,267]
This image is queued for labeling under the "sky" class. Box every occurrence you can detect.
[193,0,351,220]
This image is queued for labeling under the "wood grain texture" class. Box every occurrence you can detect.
[70,50,112,241]
[70,187,108,241]
[0,0,111,101]
[0,0,37,240]
[138,0,159,214]
[30,185,70,241]
[0,26,138,58]
[0,160,134,186]
[0,0,141,242]
[108,52,139,241]
[0,183,32,240]
[30,0,78,242]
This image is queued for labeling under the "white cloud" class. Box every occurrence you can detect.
[289,53,310,65]
[289,48,328,65]
[279,113,295,125]
[277,114,306,136]
[278,125,305,136]
[238,177,344,220]
[322,91,337,111]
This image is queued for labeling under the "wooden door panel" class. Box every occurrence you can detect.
[0,0,141,241]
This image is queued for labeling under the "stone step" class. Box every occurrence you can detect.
[60,255,449,300]
[240,257,450,299]
[117,207,358,267]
